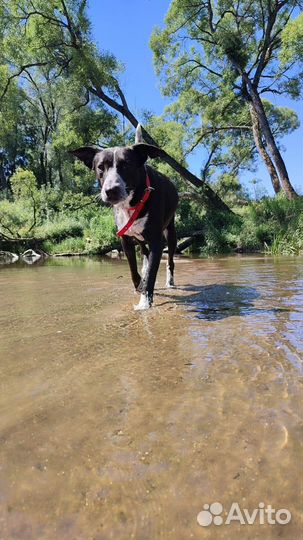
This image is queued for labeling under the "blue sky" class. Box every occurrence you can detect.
[88,0,302,196]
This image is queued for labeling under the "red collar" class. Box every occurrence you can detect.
[117,173,153,237]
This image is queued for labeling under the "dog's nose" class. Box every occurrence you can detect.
[105,186,120,200]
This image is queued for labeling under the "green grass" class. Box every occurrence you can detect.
[35,218,84,241]
[42,237,86,254]
[239,195,303,254]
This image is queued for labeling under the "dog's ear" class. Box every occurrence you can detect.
[132,143,165,165]
[69,147,101,169]
[135,124,144,144]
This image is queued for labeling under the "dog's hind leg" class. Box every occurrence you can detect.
[139,242,149,279]
[164,218,177,288]
[121,236,142,291]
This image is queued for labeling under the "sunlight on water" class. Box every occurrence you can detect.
[0,255,302,539]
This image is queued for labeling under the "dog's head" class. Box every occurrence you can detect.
[70,144,164,204]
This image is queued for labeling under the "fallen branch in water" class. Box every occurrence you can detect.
[176,230,205,253]
[53,251,89,257]
[0,233,45,243]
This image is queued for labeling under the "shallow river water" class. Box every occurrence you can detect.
[0,255,302,540]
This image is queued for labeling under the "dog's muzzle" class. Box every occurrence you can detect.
[101,171,127,204]
[103,185,122,203]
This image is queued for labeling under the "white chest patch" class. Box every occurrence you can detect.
[114,194,148,241]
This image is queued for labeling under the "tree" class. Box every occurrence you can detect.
[0,68,35,189]
[0,2,119,192]
[0,0,232,213]
[151,0,301,199]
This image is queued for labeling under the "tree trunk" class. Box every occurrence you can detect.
[245,79,298,199]
[47,164,53,187]
[58,154,64,188]
[0,161,7,191]
[39,152,47,187]
[227,56,298,200]
[249,103,281,194]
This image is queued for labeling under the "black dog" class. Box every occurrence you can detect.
[71,132,178,310]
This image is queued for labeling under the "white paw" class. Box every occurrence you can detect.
[134,293,152,311]
[166,280,175,289]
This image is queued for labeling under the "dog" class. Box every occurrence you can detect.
[71,127,178,310]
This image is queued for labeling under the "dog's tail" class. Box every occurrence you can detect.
[135,123,144,144]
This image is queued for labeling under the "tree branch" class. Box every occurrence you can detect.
[0,62,49,103]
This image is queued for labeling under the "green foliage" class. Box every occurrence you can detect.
[10,168,38,200]
[85,208,117,252]
[239,195,303,253]
[176,194,303,255]
[35,217,83,241]
[43,237,86,255]
[175,198,206,236]
[263,101,300,135]
[199,210,242,255]
[281,13,303,65]
[1,175,302,256]
[0,0,120,192]
[213,173,248,206]
[270,215,303,255]
[142,115,187,181]
[175,195,243,255]
[40,205,117,255]
[0,198,33,237]
[150,0,301,192]
[0,1,123,251]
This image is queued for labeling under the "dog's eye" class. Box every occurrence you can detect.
[119,162,129,171]
[98,163,104,172]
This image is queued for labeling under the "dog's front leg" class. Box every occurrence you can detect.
[134,238,164,310]
[121,236,142,291]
